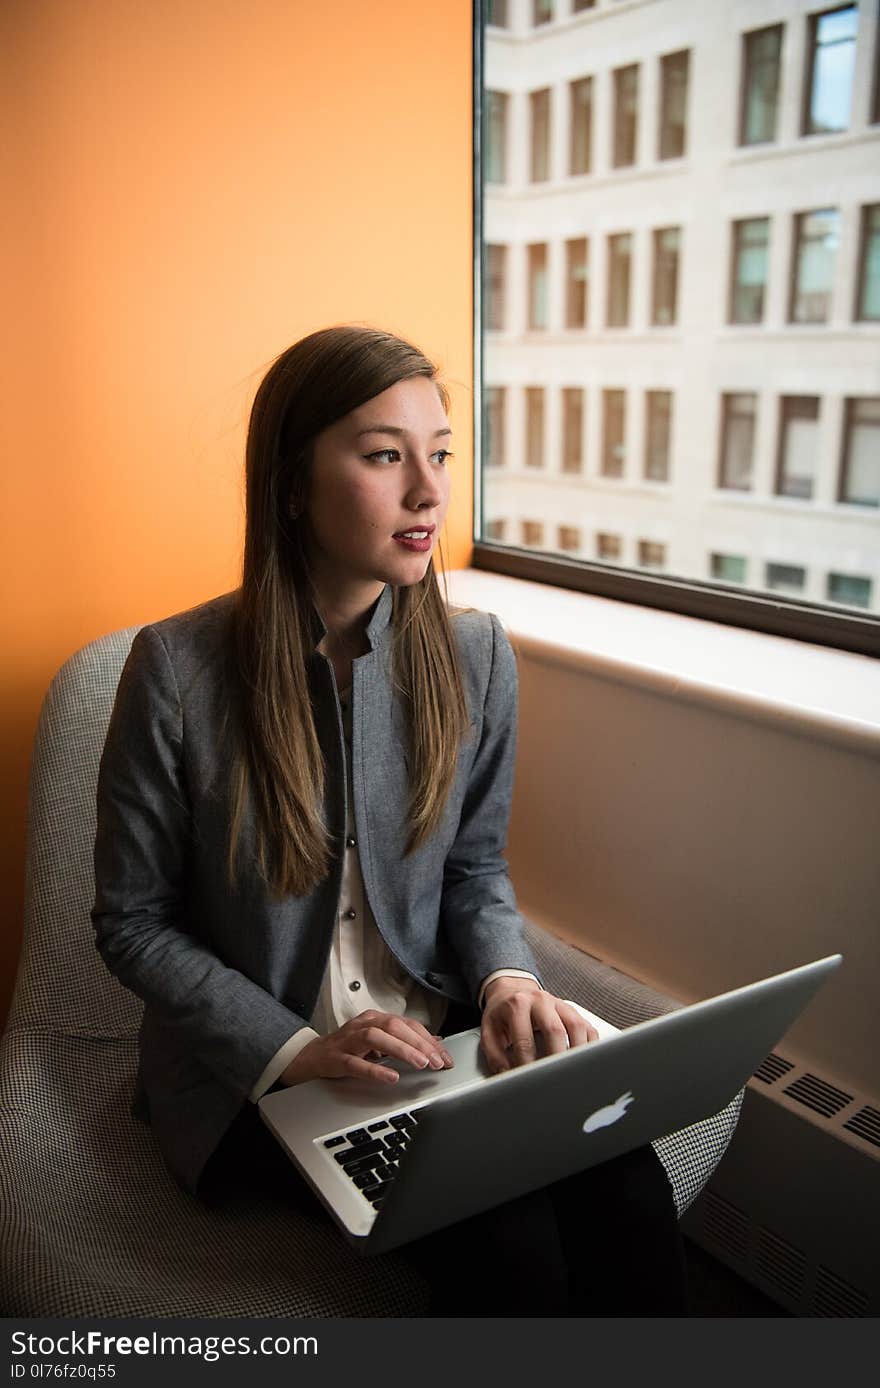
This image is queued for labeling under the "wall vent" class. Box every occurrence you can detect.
[843,1105,880,1149]
[812,1266,870,1317]
[754,1225,807,1302]
[782,1072,854,1119]
[701,1190,749,1261]
[753,1052,795,1085]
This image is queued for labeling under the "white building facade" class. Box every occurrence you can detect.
[482,0,880,613]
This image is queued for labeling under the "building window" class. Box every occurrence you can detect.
[485,518,506,541]
[739,25,783,145]
[521,519,545,546]
[729,217,770,324]
[652,227,681,326]
[487,0,508,26]
[710,553,748,584]
[533,0,553,25]
[638,540,666,569]
[486,244,506,331]
[527,243,548,330]
[644,391,672,481]
[606,233,632,327]
[766,562,807,594]
[570,77,593,176]
[530,88,551,182]
[803,5,858,136]
[718,393,756,491]
[839,397,880,506]
[856,205,880,321]
[612,64,639,168]
[485,386,506,469]
[777,396,820,499]
[573,0,596,11]
[525,388,545,468]
[557,525,581,553]
[562,388,584,473]
[790,209,839,323]
[601,389,626,478]
[596,532,622,562]
[565,238,589,328]
[827,572,872,608]
[659,51,689,160]
[486,91,508,183]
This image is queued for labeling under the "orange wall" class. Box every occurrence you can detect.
[0,0,475,1026]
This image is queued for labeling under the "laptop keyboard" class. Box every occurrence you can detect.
[321,1110,420,1210]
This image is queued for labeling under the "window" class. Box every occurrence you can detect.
[533,0,553,25]
[839,398,880,506]
[644,391,672,481]
[601,390,626,477]
[776,396,820,499]
[557,525,581,553]
[766,562,807,594]
[652,227,681,325]
[486,244,507,330]
[565,238,589,328]
[827,573,872,608]
[638,540,666,569]
[803,5,857,136]
[659,51,689,159]
[596,532,622,562]
[486,91,508,183]
[521,519,545,546]
[790,209,839,323]
[530,89,551,182]
[739,25,783,145]
[485,387,506,469]
[573,1,596,11]
[856,205,880,321]
[488,0,508,25]
[527,243,548,329]
[711,553,748,584]
[729,218,770,324]
[606,233,632,326]
[570,77,593,176]
[612,65,639,167]
[525,388,545,468]
[485,518,507,541]
[562,388,584,473]
[718,393,756,491]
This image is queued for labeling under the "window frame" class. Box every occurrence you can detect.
[473,9,880,658]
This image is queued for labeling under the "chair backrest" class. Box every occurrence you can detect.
[8,628,144,1039]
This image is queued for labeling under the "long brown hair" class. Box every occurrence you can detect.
[229,325,470,897]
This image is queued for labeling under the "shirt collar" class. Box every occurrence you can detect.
[308,583,394,653]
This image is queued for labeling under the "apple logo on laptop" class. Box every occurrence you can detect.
[582,1091,634,1133]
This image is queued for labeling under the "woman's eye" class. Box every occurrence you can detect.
[432,449,454,466]
[366,448,400,464]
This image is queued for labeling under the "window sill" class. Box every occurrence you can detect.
[446,567,880,754]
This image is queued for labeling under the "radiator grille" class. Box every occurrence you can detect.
[843,1105,880,1149]
[754,1226,807,1302]
[701,1190,749,1261]
[812,1266,869,1317]
[783,1073,854,1119]
[753,1053,795,1085]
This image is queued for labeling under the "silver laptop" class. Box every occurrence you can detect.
[258,953,842,1256]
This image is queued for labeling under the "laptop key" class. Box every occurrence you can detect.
[345,1128,371,1145]
[323,1135,347,1149]
[334,1138,384,1165]
[388,1115,411,1130]
[367,1120,391,1132]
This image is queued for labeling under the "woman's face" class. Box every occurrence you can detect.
[302,375,452,611]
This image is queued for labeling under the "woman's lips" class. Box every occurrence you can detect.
[393,525,435,553]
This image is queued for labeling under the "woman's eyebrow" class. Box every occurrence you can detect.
[355,424,452,438]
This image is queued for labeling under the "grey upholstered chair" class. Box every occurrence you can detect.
[0,626,742,1317]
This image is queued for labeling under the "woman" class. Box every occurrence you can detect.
[92,324,687,1315]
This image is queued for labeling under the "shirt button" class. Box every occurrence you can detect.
[346,835,357,848]
[349,980,361,992]
[343,908,357,920]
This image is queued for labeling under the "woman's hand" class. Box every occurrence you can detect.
[480,978,599,1074]
[280,1011,455,1087]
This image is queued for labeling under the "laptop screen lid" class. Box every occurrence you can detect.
[259,953,842,1255]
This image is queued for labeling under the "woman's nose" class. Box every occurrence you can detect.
[405,456,445,508]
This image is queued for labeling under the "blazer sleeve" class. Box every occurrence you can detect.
[439,614,542,1002]
[91,625,307,1099]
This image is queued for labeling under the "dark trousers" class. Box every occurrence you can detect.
[202,1005,688,1318]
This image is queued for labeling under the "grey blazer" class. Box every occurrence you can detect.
[92,584,541,1193]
